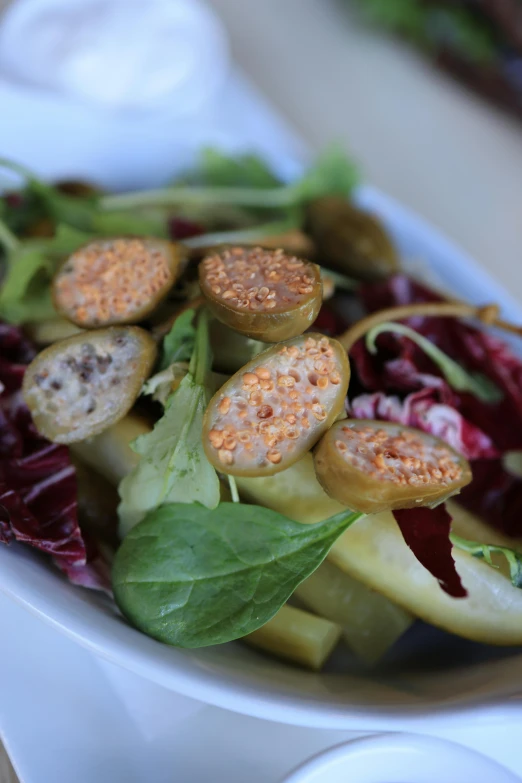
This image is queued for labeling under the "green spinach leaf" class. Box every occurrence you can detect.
[112,502,362,647]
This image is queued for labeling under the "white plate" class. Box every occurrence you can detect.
[2,65,522,733]
[2,592,522,783]
[282,734,521,783]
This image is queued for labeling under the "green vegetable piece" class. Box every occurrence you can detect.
[112,501,361,648]
[99,145,358,214]
[244,603,342,670]
[181,148,282,189]
[366,321,502,403]
[159,307,196,370]
[53,237,187,328]
[314,419,472,514]
[118,310,220,536]
[203,333,350,477]
[210,318,265,374]
[450,534,522,590]
[199,246,323,342]
[0,222,96,325]
[304,197,399,281]
[22,326,156,444]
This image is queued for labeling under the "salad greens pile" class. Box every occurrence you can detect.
[4,144,522,662]
[0,146,358,325]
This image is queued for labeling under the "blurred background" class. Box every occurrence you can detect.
[207,0,522,300]
[1,0,522,298]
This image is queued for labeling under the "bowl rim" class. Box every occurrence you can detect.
[3,183,522,730]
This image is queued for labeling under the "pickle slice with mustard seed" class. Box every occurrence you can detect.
[314,419,472,514]
[53,237,187,328]
[22,327,157,444]
[199,246,323,342]
[202,333,350,476]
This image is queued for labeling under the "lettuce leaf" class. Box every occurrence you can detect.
[159,307,196,370]
[118,310,220,537]
[0,223,93,324]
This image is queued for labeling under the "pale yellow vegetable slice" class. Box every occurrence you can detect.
[236,457,413,660]
[295,560,412,664]
[244,604,341,670]
[70,414,150,486]
[72,413,233,504]
[25,317,83,345]
[238,455,522,645]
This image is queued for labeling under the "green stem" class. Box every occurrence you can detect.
[183,219,296,249]
[228,476,240,504]
[319,509,364,538]
[191,308,211,386]
[0,157,40,184]
[366,321,502,403]
[0,218,19,253]
[100,184,297,212]
[450,533,522,589]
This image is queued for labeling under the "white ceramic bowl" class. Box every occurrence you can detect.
[2,135,522,731]
[282,734,521,783]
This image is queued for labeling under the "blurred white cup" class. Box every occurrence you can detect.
[0,0,229,114]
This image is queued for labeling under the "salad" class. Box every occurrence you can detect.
[2,147,522,672]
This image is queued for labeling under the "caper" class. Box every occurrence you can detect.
[304,197,399,281]
[314,419,472,514]
[202,333,350,477]
[199,246,322,342]
[53,237,187,328]
[23,326,156,444]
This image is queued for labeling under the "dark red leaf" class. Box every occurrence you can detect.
[55,534,113,595]
[393,506,467,598]
[355,275,522,452]
[459,459,522,539]
[310,303,346,337]
[168,216,205,240]
[5,192,23,209]
[0,322,116,590]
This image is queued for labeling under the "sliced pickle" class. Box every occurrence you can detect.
[202,333,349,477]
[199,246,322,342]
[237,456,522,646]
[53,237,187,327]
[304,197,399,281]
[314,419,471,513]
[23,327,156,444]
